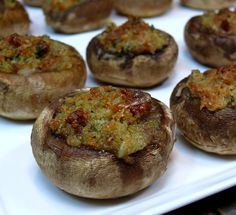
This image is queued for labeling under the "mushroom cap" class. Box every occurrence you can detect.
[31,88,176,199]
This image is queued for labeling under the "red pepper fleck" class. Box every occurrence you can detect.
[220,20,231,32]
[111,104,122,113]
[90,88,100,97]
[66,109,88,133]
[36,40,49,58]
[129,102,152,117]
[120,88,136,102]
[8,34,24,47]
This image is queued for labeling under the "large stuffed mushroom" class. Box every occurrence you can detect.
[0,0,30,37]
[42,0,113,34]
[185,9,236,68]
[31,86,175,199]
[0,33,86,120]
[87,18,178,88]
[170,65,236,155]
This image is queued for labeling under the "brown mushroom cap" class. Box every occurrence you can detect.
[0,1,30,37]
[180,0,236,10]
[23,0,43,7]
[184,12,236,68]
[86,32,178,88]
[114,0,172,17]
[170,78,236,155]
[0,35,86,120]
[42,0,113,34]
[31,88,175,199]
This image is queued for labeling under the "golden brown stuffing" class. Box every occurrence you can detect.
[0,34,78,75]
[98,18,169,55]
[187,65,236,111]
[200,9,236,34]
[43,0,84,12]
[50,86,160,158]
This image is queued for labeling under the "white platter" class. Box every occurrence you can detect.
[0,1,236,215]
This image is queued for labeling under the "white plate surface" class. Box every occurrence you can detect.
[0,1,236,215]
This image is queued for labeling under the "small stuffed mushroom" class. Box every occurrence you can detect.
[185,9,236,68]
[42,0,113,34]
[170,65,236,155]
[180,0,236,10]
[23,0,43,7]
[86,18,178,88]
[0,33,86,120]
[113,0,172,17]
[0,0,30,37]
[31,86,175,199]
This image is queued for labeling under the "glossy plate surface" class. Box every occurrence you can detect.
[0,1,236,215]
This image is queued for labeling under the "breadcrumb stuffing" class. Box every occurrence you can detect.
[0,33,78,75]
[200,8,236,34]
[1,0,17,8]
[50,86,160,158]
[187,65,236,111]
[43,0,85,12]
[98,17,169,55]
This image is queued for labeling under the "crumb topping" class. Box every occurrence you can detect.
[43,0,85,12]
[97,17,169,55]
[0,0,17,8]
[187,65,236,111]
[49,86,160,158]
[199,8,236,34]
[0,33,78,76]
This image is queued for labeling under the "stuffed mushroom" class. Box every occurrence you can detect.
[0,33,86,120]
[42,0,113,34]
[114,0,172,17]
[31,86,175,199]
[0,0,30,37]
[185,8,236,67]
[170,65,236,155]
[86,18,178,88]
[180,0,236,10]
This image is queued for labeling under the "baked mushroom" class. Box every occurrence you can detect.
[31,86,175,199]
[185,8,236,68]
[23,0,43,7]
[0,33,86,120]
[86,18,178,88]
[0,0,30,37]
[170,65,236,155]
[42,0,113,34]
[180,0,236,10]
[113,0,172,17]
